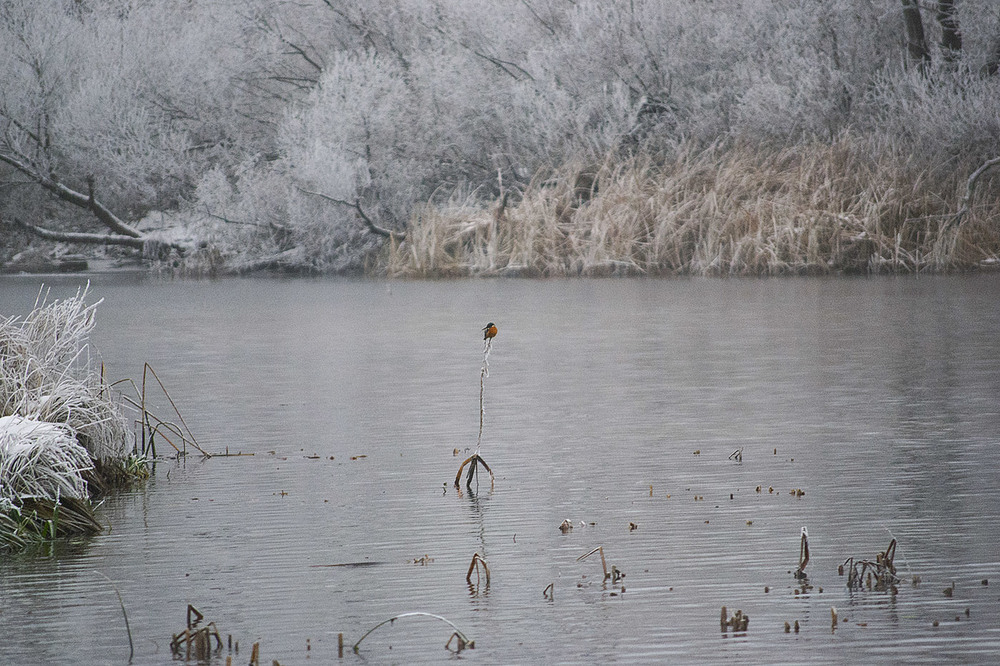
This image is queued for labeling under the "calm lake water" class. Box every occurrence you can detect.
[1,273,999,664]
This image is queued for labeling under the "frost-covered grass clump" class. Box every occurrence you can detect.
[0,286,146,550]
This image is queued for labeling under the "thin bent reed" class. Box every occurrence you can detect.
[352,612,473,652]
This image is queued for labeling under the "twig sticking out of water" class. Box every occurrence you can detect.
[113,363,203,458]
[170,604,223,661]
[187,603,203,628]
[456,328,497,489]
[94,572,133,661]
[352,612,475,653]
[454,452,494,489]
[476,336,492,454]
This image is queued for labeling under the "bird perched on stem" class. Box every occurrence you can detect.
[482,322,498,340]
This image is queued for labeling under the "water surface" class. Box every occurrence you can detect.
[1,273,998,664]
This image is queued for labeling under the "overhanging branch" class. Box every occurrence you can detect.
[296,186,404,240]
[0,152,142,238]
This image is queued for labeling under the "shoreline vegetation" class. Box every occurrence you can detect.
[385,140,1000,277]
[0,287,147,551]
[1,2,999,277]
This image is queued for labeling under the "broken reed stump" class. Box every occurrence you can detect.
[454,453,494,489]
[795,526,810,579]
[577,546,611,580]
[720,606,750,633]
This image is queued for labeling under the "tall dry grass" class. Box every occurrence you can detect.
[386,137,1000,277]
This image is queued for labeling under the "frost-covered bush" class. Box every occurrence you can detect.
[0,287,145,549]
[0,287,138,486]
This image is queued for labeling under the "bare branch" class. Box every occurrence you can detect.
[418,17,533,82]
[0,153,142,238]
[949,156,1000,229]
[296,186,404,240]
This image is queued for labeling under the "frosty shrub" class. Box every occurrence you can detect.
[0,287,137,488]
[0,287,147,548]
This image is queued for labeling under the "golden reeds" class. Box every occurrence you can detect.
[387,138,1000,277]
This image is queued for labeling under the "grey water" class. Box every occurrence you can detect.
[1,273,999,664]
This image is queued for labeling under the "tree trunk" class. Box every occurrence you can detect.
[901,0,931,70]
[936,0,962,61]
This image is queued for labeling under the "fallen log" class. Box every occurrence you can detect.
[8,216,186,257]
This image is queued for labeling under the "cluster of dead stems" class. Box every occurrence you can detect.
[842,538,900,592]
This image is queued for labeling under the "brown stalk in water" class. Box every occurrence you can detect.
[843,537,900,591]
[577,546,610,580]
[466,552,491,587]
[795,526,810,579]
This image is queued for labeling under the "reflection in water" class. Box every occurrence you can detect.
[0,273,999,664]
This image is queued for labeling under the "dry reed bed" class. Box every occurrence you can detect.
[387,139,1000,277]
[0,287,144,550]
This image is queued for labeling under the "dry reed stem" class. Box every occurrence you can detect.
[94,572,134,661]
[577,546,610,580]
[454,453,494,489]
[352,612,474,653]
[466,552,491,587]
[844,538,900,591]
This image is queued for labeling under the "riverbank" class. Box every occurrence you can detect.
[4,140,998,279]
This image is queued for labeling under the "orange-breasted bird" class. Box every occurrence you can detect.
[482,322,498,340]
